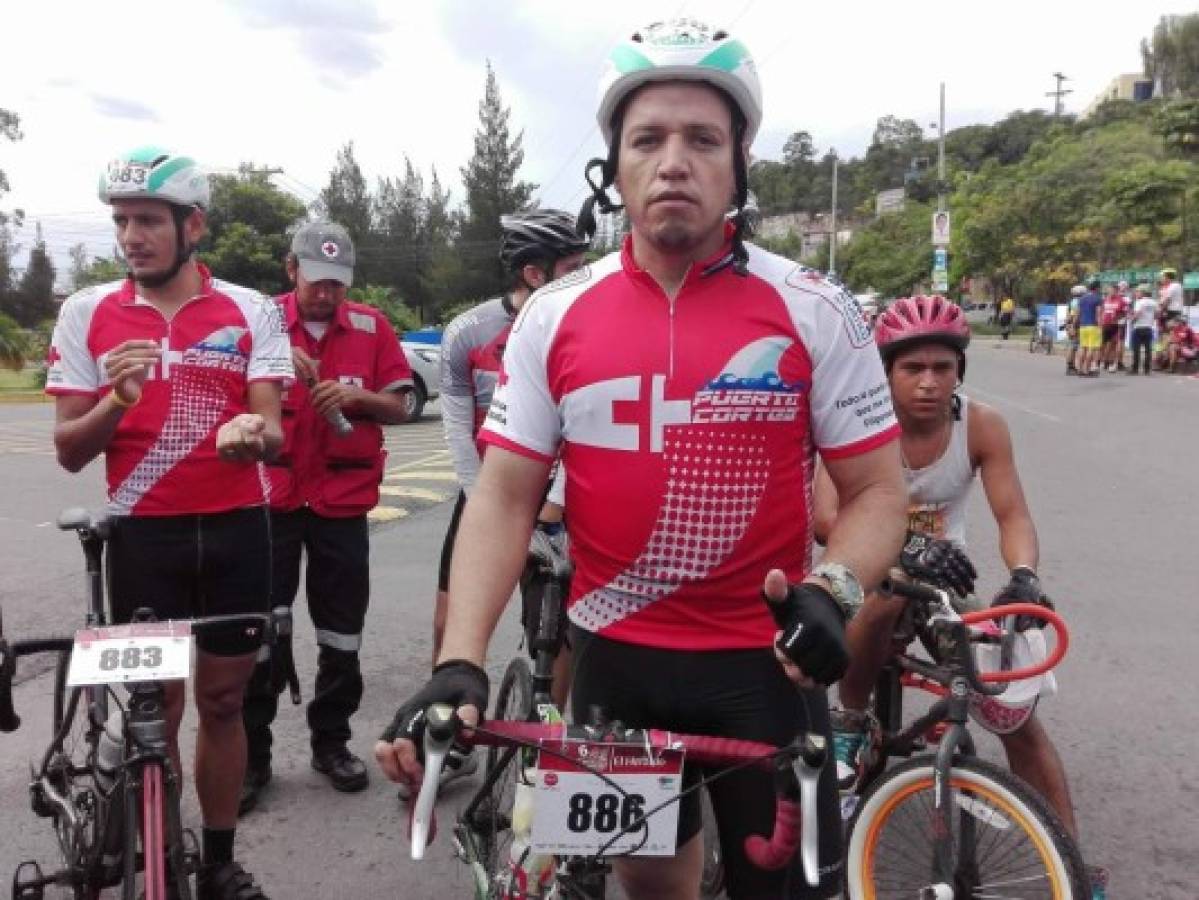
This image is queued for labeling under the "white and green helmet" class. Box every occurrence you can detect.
[596,18,763,146]
[98,146,210,209]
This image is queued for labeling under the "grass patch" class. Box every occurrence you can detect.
[0,367,40,390]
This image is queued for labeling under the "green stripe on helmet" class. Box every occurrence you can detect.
[610,44,655,74]
[124,145,169,165]
[698,40,750,73]
[146,156,195,192]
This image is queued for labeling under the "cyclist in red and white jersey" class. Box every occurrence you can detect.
[378,20,906,899]
[46,147,291,900]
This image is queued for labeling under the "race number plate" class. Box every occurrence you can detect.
[66,622,193,686]
[530,739,684,856]
[104,161,151,195]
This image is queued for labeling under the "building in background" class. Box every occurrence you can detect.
[1081,74,1155,118]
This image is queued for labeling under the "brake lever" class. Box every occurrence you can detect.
[410,703,457,860]
[791,733,827,887]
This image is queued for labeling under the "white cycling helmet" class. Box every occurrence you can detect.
[1070,285,1086,297]
[98,146,210,209]
[596,18,763,146]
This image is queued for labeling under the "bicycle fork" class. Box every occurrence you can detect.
[925,676,978,900]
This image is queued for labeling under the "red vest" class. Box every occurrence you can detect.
[268,293,412,517]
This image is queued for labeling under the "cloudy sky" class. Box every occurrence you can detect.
[2,0,1193,274]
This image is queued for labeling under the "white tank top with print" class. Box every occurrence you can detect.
[903,395,975,548]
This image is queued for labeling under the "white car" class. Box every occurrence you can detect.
[401,341,440,421]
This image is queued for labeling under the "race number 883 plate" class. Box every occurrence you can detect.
[66,622,193,686]
[530,740,684,856]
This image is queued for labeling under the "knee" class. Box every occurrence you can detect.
[195,682,247,725]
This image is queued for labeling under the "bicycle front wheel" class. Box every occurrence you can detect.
[475,657,534,889]
[844,756,1089,899]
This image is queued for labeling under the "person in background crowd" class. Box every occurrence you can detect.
[1127,284,1157,376]
[1162,315,1197,373]
[1158,267,1185,327]
[240,221,412,813]
[998,295,1016,340]
[1099,281,1128,372]
[1064,285,1084,375]
[1075,278,1103,377]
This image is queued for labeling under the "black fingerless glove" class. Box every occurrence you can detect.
[992,567,1054,631]
[899,530,977,597]
[765,582,849,686]
[379,659,489,746]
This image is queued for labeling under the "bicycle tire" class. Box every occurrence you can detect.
[478,657,535,893]
[844,755,1089,899]
[698,788,725,898]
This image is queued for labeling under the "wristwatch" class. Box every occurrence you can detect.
[809,562,865,621]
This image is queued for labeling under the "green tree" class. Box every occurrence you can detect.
[0,108,23,321]
[1155,99,1199,156]
[4,225,56,327]
[422,168,465,322]
[373,158,429,316]
[199,165,306,295]
[0,311,27,371]
[1142,13,1199,98]
[348,284,420,333]
[318,143,374,261]
[457,62,536,301]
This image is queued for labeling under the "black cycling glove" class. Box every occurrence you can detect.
[992,567,1054,631]
[765,582,849,686]
[899,530,977,598]
[379,659,489,748]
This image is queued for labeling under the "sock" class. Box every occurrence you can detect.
[202,827,236,866]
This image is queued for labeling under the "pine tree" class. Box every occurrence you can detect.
[317,143,375,278]
[9,224,57,327]
[458,62,536,301]
[374,157,427,313]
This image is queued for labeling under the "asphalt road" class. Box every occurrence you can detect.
[1,346,1196,897]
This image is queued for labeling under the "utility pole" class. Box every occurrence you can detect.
[937,83,946,213]
[1046,72,1072,118]
[829,150,839,278]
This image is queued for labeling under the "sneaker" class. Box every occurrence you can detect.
[1088,864,1109,900]
[196,861,268,900]
[830,708,869,791]
[237,763,272,817]
[311,745,369,793]
[396,746,479,801]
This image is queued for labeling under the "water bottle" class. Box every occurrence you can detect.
[95,709,125,791]
[509,767,554,895]
[304,375,353,437]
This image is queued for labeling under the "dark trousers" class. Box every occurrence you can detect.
[1131,326,1154,373]
[243,508,370,766]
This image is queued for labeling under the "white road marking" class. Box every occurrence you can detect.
[967,386,1063,424]
[378,486,450,502]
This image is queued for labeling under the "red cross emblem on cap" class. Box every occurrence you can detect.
[321,240,339,259]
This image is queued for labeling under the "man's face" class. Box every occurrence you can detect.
[288,257,348,322]
[111,199,202,284]
[615,82,737,256]
[888,344,959,424]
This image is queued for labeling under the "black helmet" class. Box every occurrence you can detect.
[499,209,591,272]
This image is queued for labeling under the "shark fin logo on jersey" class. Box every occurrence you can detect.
[692,336,805,425]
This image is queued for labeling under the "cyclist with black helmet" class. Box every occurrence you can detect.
[45,147,291,899]
[814,296,1101,892]
[379,19,907,898]
[406,209,588,796]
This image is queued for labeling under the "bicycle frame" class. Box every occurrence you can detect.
[856,578,1068,891]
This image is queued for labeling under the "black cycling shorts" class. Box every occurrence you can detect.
[1102,324,1119,343]
[107,506,272,656]
[437,490,467,592]
[569,626,843,898]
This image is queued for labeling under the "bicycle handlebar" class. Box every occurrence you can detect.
[411,705,827,886]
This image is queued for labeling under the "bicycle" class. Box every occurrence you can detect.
[0,508,271,900]
[840,573,1090,898]
[407,541,828,899]
[1028,320,1056,355]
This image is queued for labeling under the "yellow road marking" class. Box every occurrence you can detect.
[384,470,458,482]
[367,506,410,523]
[378,486,450,502]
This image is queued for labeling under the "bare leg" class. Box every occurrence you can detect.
[998,715,1079,839]
[550,645,573,710]
[614,832,702,900]
[193,651,257,828]
[839,592,906,711]
[162,680,186,789]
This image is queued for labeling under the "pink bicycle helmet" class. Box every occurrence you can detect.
[875,295,971,377]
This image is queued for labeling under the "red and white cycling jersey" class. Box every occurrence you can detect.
[46,266,293,517]
[480,239,899,651]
